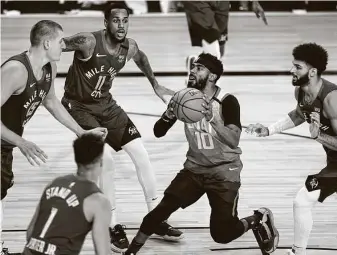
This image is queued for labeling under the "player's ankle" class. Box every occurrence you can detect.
[241,214,259,232]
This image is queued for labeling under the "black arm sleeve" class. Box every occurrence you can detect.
[221,95,242,130]
[153,112,177,138]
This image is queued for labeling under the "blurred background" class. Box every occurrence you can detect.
[1,1,337,14]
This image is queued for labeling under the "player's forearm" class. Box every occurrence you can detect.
[1,122,26,146]
[154,113,177,137]
[63,33,95,53]
[268,110,304,135]
[316,132,337,151]
[134,50,158,88]
[209,119,240,148]
[43,97,84,137]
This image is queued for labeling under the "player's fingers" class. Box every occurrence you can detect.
[26,155,36,166]
[35,146,48,159]
[202,103,210,110]
[261,13,268,25]
[27,151,41,166]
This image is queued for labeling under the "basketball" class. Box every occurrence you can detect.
[171,88,206,123]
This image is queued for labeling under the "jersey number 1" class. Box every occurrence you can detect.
[39,207,58,238]
[195,132,214,149]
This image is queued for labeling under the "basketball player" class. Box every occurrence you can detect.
[60,2,181,252]
[246,43,337,255]
[22,133,111,255]
[0,20,106,254]
[184,0,267,73]
[122,53,279,255]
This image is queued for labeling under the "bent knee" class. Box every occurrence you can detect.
[210,220,239,244]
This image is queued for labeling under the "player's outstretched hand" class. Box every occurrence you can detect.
[17,140,48,166]
[154,84,175,104]
[84,127,108,141]
[246,123,269,137]
[252,1,268,25]
[201,95,213,122]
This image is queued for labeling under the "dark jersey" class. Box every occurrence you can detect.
[23,174,101,255]
[1,52,52,149]
[64,30,129,103]
[298,79,337,163]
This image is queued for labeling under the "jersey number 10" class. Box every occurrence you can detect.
[195,132,214,149]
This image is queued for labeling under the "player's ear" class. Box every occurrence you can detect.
[43,40,50,50]
[309,68,317,77]
[104,19,108,28]
[208,73,217,82]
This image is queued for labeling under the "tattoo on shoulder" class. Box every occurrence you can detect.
[63,34,95,52]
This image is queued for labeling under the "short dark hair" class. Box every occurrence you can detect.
[73,133,104,166]
[104,2,131,20]
[292,43,328,76]
[195,53,223,82]
[30,20,63,47]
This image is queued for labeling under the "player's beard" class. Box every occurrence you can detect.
[292,72,310,86]
[187,75,207,91]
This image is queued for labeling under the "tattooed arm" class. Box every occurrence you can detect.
[315,90,337,150]
[127,38,175,103]
[63,32,96,60]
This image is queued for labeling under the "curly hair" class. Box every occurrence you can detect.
[292,43,328,76]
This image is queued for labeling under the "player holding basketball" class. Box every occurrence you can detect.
[122,53,279,255]
[60,2,181,252]
[1,20,106,254]
[23,133,111,255]
[246,43,337,255]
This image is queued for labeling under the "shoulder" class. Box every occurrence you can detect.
[127,38,138,49]
[323,90,337,114]
[83,192,110,222]
[126,38,140,60]
[221,94,240,107]
[1,60,28,88]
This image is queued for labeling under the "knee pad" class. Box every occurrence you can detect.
[210,218,240,244]
[305,175,320,192]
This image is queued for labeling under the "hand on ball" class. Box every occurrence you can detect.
[201,96,213,122]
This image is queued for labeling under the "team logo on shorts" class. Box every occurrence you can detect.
[118,55,125,63]
[309,177,319,189]
[129,126,138,136]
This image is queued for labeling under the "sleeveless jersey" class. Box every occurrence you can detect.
[183,87,242,175]
[64,30,129,103]
[23,174,101,255]
[298,79,337,163]
[1,52,52,149]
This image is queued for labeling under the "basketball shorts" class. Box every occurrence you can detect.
[164,168,240,220]
[305,161,337,202]
[183,1,230,46]
[61,97,141,152]
[1,147,14,200]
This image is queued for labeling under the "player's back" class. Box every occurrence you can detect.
[23,174,101,255]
